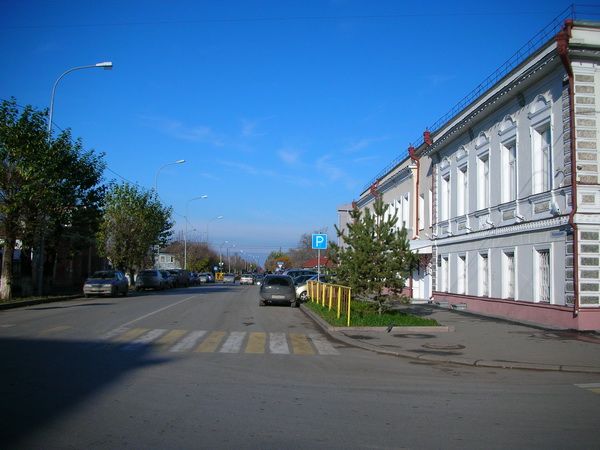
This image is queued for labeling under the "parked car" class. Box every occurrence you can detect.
[295,274,331,302]
[292,274,316,286]
[136,269,167,291]
[283,269,317,279]
[160,270,176,288]
[222,273,236,283]
[240,274,254,285]
[189,272,199,286]
[83,270,129,297]
[259,275,297,307]
[254,274,265,286]
[168,269,190,287]
[197,272,209,284]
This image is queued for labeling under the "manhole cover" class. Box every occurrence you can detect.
[422,343,465,350]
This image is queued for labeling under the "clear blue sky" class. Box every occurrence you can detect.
[0,0,577,264]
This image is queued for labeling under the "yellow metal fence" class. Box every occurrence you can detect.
[307,280,352,327]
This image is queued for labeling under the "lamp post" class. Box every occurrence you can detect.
[227,243,236,273]
[154,159,186,268]
[39,62,112,296]
[205,215,223,244]
[219,241,229,270]
[48,61,113,134]
[184,195,208,270]
[154,159,186,193]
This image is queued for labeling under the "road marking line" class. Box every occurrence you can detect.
[196,331,226,352]
[112,328,149,343]
[309,333,339,355]
[290,333,315,355]
[118,295,198,329]
[155,329,188,348]
[269,332,289,354]
[39,325,72,335]
[220,331,246,353]
[122,329,167,351]
[170,330,207,352]
[575,383,600,388]
[246,332,266,354]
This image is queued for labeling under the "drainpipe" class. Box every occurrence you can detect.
[557,19,580,317]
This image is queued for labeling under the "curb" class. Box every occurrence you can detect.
[299,305,600,374]
[0,295,82,311]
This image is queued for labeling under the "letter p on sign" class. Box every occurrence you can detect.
[312,233,328,250]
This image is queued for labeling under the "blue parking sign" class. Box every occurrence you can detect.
[312,233,328,250]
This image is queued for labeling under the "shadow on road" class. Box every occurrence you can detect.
[0,336,169,446]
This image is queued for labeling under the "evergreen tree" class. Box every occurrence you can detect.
[331,196,417,314]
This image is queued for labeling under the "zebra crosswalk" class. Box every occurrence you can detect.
[574,383,600,394]
[100,327,340,356]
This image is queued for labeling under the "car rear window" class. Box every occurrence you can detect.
[265,277,292,287]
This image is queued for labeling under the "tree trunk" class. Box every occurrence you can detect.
[1,236,16,301]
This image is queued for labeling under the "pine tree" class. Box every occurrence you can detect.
[331,196,417,314]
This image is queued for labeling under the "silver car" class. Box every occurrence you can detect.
[259,275,297,307]
[136,269,166,291]
[222,273,236,283]
[83,270,129,297]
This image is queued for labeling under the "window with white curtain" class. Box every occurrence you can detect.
[532,124,552,194]
[479,252,489,297]
[478,153,490,209]
[458,165,468,216]
[536,248,551,302]
[441,174,450,221]
[457,255,466,295]
[418,193,425,230]
[503,251,515,299]
[502,140,517,202]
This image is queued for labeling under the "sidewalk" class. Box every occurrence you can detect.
[301,303,600,374]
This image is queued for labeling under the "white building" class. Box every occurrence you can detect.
[422,19,600,330]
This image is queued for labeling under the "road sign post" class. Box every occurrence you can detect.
[311,234,328,282]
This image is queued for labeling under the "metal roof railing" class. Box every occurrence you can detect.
[362,4,599,192]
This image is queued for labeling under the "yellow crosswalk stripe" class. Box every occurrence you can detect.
[290,333,315,355]
[196,331,226,352]
[155,329,187,348]
[112,328,149,343]
[245,332,266,354]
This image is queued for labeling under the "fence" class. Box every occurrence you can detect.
[307,280,352,327]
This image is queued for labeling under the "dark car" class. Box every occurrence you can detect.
[168,269,190,287]
[83,270,129,297]
[259,275,298,307]
[160,270,176,288]
[136,269,167,291]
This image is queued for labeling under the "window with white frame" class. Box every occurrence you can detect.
[532,124,552,194]
[457,165,468,216]
[502,140,517,203]
[402,193,410,230]
[479,252,489,297]
[503,250,515,299]
[418,193,424,230]
[535,248,551,302]
[441,256,449,292]
[441,173,450,221]
[428,189,433,227]
[477,153,490,209]
[457,255,467,295]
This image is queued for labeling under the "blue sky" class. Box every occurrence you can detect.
[0,0,578,264]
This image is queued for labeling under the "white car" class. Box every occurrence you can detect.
[240,274,254,285]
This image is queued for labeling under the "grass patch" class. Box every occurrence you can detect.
[305,299,438,327]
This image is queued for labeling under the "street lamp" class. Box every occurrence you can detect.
[227,243,236,273]
[184,195,208,270]
[38,61,112,296]
[205,215,223,244]
[219,241,229,268]
[154,159,186,268]
[154,159,186,193]
[48,61,113,134]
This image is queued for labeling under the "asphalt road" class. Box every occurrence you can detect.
[1,284,598,449]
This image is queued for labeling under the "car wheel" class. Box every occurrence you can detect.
[299,291,308,302]
[122,288,128,297]
[259,299,266,306]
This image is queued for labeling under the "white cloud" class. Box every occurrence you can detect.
[142,116,225,146]
[277,148,300,165]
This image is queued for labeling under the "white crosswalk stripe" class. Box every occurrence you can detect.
[269,332,289,354]
[122,329,167,351]
[219,331,246,353]
[170,330,207,352]
[101,327,339,356]
[309,333,339,355]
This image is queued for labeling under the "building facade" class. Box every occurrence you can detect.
[348,19,600,330]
